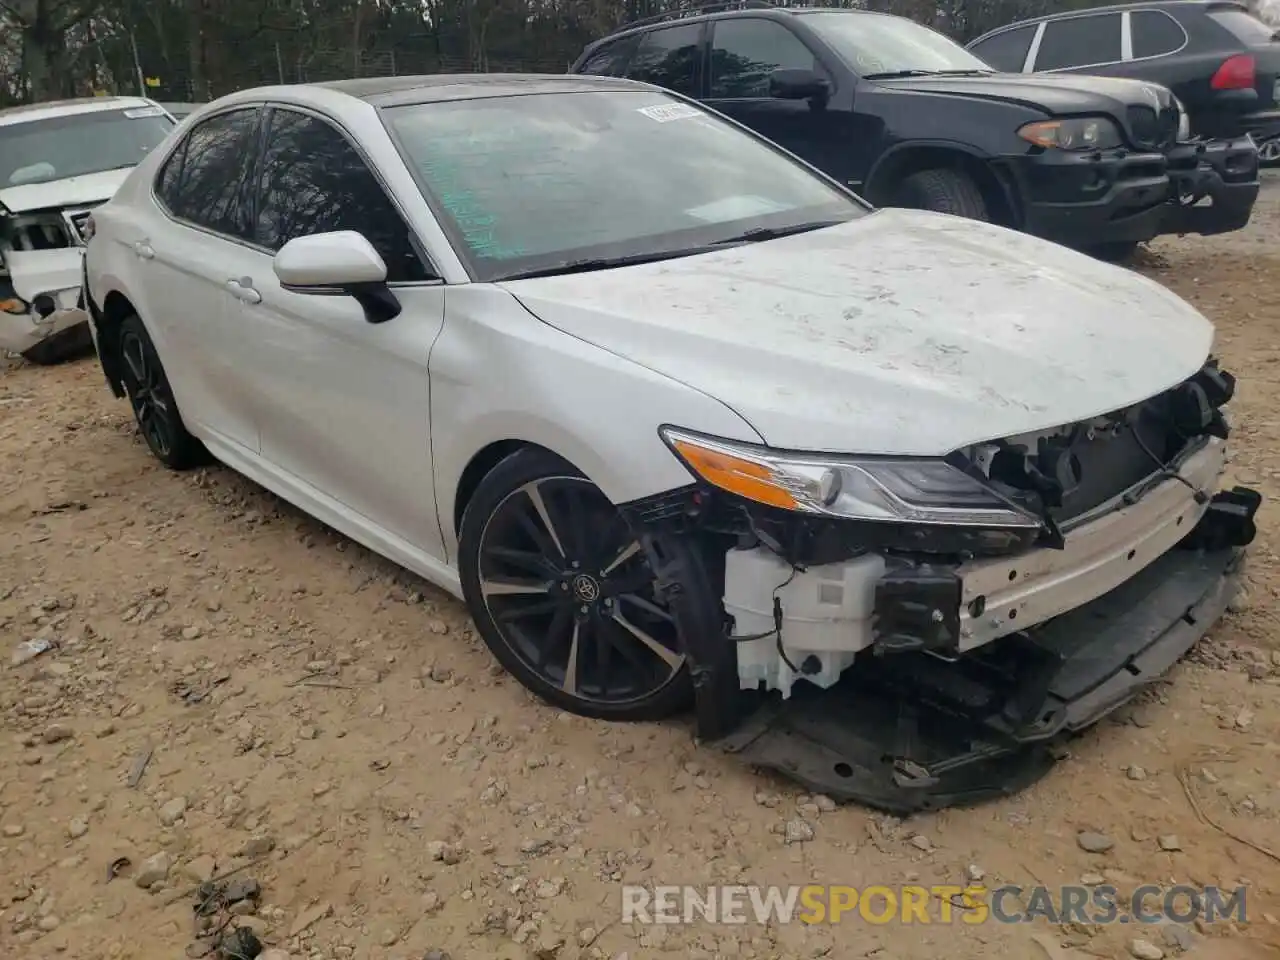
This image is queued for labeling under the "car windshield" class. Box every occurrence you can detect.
[0,106,175,188]
[384,89,866,282]
[801,11,995,76]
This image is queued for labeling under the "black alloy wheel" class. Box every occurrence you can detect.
[460,449,692,720]
[116,314,206,469]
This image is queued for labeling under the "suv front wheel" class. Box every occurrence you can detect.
[895,168,990,222]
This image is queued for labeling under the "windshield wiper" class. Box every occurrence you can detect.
[863,69,940,79]
[497,221,847,281]
[496,246,716,281]
[710,220,845,245]
[864,68,993,79]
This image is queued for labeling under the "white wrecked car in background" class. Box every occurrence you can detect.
[0,96,175,364]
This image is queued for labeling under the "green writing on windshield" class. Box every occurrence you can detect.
[412,130,532,261]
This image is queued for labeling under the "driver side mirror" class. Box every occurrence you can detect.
[273,231,401,324]
[770,68,831,105]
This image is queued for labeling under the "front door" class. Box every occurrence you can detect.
[230,105,448,561]
[704,18,856,186]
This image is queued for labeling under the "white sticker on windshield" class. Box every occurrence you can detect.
[124,106,166,119]
[637,103,701,123]
[685,195,791,222]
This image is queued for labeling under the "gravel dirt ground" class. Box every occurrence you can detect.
[3,177,1280,960]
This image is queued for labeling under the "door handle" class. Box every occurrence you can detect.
[225,278,262,305]
[133,241,155,260]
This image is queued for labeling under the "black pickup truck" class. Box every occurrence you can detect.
[571,0,1260,259]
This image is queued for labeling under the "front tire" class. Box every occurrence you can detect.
[458,448,693,721]
[895,168,990,221]
[117,314,207,470]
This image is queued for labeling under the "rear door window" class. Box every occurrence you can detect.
[969,25,1037,71]
[1035,13,1123,69]
[1130,10,1187,58]
[626,23,705,96]
[578,37,638,77]
[709,18,823,98]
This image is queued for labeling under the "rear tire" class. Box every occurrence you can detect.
[1086,241,1140,263]
[116,314,207,470]
[895,168,990,221]
[20,322,94,366]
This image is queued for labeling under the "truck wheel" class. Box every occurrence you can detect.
[896,168,990,221]
[20,322,94,366]
[1086,241,1139,263]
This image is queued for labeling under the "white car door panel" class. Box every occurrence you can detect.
[237,105,448,561]
[240,269,445,557]
[143,105,265,453]
[143,221,260,452]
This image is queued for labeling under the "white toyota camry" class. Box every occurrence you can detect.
[83,74,1259,810]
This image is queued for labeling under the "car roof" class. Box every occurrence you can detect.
[319,73,644,107]
[972,0,1247,35]
[0,96,160,128]
[580,5,891,56]
[204,74,651,117]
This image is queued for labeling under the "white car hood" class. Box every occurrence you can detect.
[0,168,131,214]
[500,209,1214,456]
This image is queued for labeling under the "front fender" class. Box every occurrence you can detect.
[430,285,764,559]
[865,138,998,194]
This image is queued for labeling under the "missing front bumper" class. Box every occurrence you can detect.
[715,543,1246,813]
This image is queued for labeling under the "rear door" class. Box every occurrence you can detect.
[1030,11,1126,75]
[136,105,264,453]
[967,24,1038,72]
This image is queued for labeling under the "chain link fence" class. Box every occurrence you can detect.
[101,46,575,103]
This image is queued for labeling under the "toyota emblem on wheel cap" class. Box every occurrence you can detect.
[572,574,601,602]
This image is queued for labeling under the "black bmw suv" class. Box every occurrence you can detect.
[571,0,1260,259]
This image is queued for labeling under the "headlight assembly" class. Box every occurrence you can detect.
[660,427,1042,529]
[1018,117,1122,151]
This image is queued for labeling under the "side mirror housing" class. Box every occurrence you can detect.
[273,231,388,289]
[272,231,401,324]
[770,68,830,103]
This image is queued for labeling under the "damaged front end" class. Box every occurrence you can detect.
[0,202,94,360]
[623,358,1260,812]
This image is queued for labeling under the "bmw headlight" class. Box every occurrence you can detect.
[660,427,1042,528]
[1018,116,1123,151]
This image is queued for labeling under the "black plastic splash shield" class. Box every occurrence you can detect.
[714,547,1244,815]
